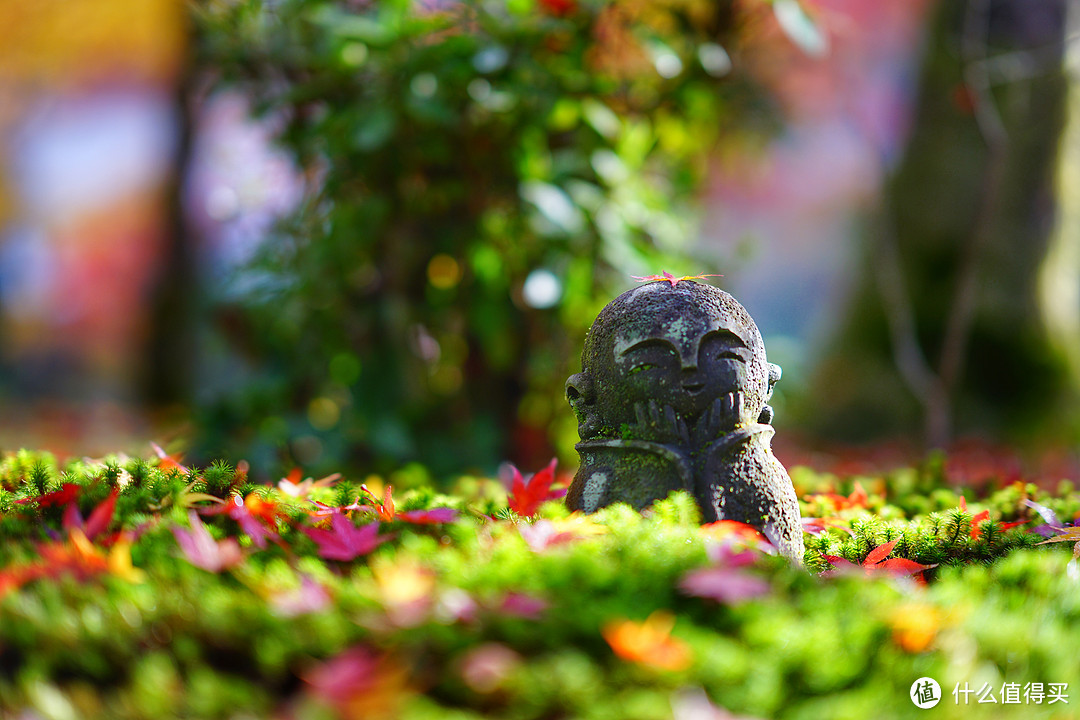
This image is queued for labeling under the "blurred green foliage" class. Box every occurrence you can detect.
[189,0,774,479]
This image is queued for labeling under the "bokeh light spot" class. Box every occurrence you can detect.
[522,269,562,309]
[698,43,731,77]
[329,353,362,386]
[411,73,438,98]
[340,42,369,67]
[308,397,341,431]
[653,51,683,79]
[427,254,461,289]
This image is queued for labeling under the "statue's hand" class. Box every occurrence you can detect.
[693,391,744,445]
[631,400,689,445]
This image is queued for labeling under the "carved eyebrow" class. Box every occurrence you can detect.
[620,338,679,357]
[701,330,748,349]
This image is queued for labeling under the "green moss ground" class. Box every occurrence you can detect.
[1,449,1078,719]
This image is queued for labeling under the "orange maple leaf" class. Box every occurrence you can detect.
[361,484,397,522]
[355,485,457,525]
[602,611,692,671]
[804,481,871,511]
[244,493,288,527]
[889,602,942,653]
[631,271,723,287]
[151,441,189,474]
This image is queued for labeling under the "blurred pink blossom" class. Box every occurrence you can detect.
[171,511,243,572]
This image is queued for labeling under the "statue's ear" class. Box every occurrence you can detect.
[768,362,782,388]
[566,373,596,407]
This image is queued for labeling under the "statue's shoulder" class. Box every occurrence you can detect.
[566,438,693,513]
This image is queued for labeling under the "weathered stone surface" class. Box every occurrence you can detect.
[565,280,804,562]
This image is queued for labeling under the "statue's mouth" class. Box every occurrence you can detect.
[683,383,705,394]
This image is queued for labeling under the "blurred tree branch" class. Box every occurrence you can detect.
[816,0,1073,447]
[1039,0,1080,389]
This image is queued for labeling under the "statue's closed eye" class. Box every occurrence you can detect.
[629,362,657,375]
[700,331,747,363]
[622,339,679,372]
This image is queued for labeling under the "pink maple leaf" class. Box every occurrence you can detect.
[278,468,340,498]
[398,507,459,524]
[497,592,549,619]
[271,574,333,617]
[801,517,854,536]
[303,646,409,717]
[679,567,771,604]
[172,511,243,572]
[518,520,575,551]
[631,271,724,287]
[301,513,390,561]
[199,494,281,549]
[507,458,565,517]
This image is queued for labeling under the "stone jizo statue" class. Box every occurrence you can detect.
[564,278,804,562]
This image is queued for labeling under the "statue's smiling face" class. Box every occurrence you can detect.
[567,281,771,440]
[611,309,750,422]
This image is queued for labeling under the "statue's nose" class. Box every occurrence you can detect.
[676,339,700,372]
[566,373,595,405]
[681,365,704,392]
[680,348,699,373]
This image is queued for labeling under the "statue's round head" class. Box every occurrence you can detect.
[566,281,773,439]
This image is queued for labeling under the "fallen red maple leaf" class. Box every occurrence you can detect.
[507,458,564,518]
[85,489,118,540]
[699,520,775,553]
[822,539,936,583]
[14,483,81,508]
[537,0,576,16]
[61,488,118,541]
[958,496,995,540]
[998,520,1030,531]
[0,512,144,596]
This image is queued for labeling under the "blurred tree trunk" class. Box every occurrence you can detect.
[1039,0,1080,404]
[807,0,1075,447]
[141,65,197,410]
